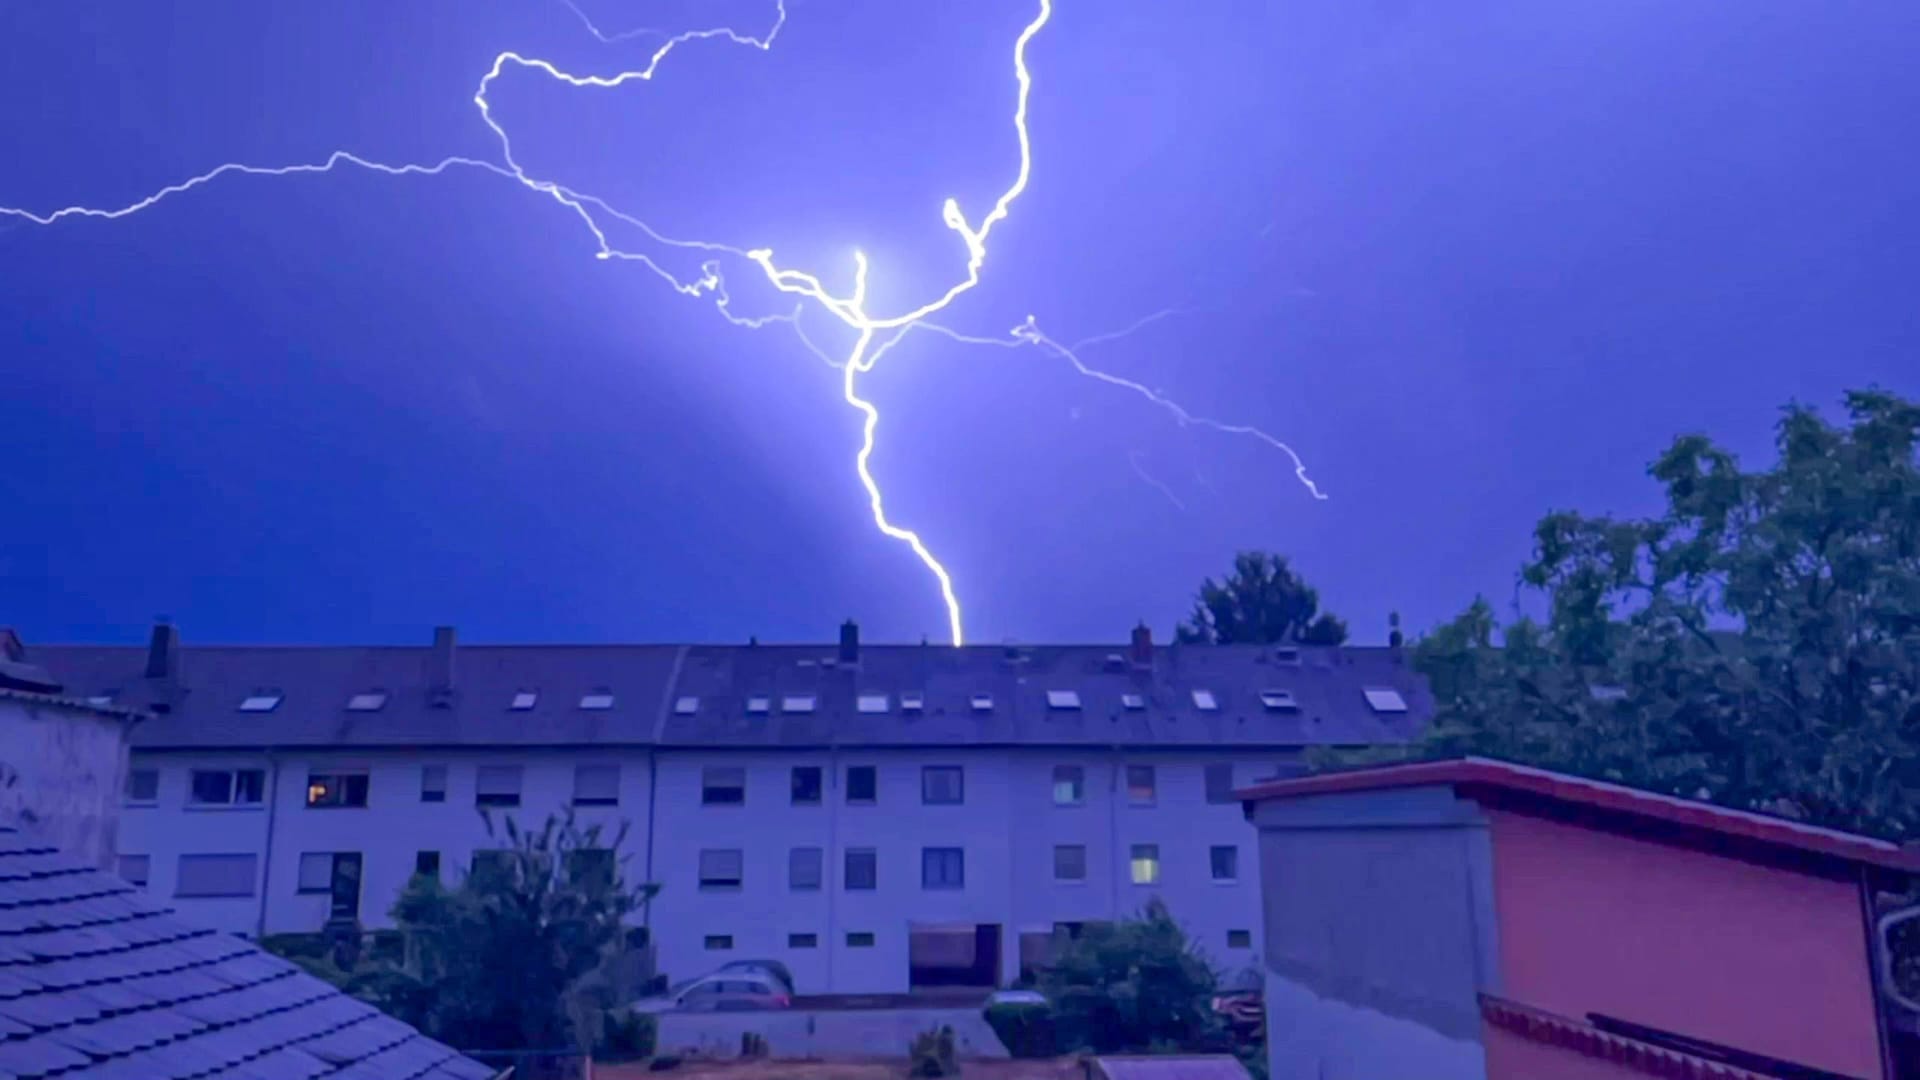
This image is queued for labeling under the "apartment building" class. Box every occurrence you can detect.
[28,620,1431,994]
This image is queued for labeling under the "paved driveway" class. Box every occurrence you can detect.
[656,1006,1008,1059]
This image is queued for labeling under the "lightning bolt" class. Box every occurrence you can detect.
[1,0,1320,648]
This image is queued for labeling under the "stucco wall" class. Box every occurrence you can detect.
[0,697,130,868]
[1250,785,1497,1080]
[1486,808,1884,1078]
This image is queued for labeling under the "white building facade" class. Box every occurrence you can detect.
[39,622,1430,995]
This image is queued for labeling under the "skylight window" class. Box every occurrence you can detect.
[1260,689,1299,711]
[783,695,817,714]
[1046,690,1082,710]
[1363,688,1409,714]
[747,696,771,715]
[674,696,700,715]
[900,692,925,712]
[1192,689,1220,711]
[510,692,537,711]
[857,694,890,714]
[579,692,615,710]
[346,692,387,712]
[1121,693,1145,710]
[239,693,282,713]
[970,693,994,712]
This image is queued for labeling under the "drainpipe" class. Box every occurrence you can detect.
[1107,749,1121,918]
[255,753,282,939]
[826,743,840,993]
[643,749,658,935]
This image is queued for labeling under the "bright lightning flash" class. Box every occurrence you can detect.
[1,0,1322,647]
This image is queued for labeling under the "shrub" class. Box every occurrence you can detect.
[984,1002,1057,1058]
[597,1011,656,1063]
[908,1024,959,1077]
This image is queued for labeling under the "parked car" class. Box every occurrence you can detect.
[714,958,795,994]
[631,971,791,1014]
[1210,991,1264,1042]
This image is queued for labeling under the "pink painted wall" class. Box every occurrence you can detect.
[1483,1024,1670,1080]
[1486,808,1884,1079]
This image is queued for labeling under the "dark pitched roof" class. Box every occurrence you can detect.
[0,828,495,1080]
[1237,756,1920,873]
[29,640,1427,750]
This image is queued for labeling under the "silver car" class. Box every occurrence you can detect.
[631,971,791,1013]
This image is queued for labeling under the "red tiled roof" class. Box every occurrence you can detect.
[1237,756,1920,873]
[1480,995,1776,1079]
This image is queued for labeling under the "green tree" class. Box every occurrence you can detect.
[1177,551,1348,645]
[1039,900,1224,1054]
[1415,389,1920,841]
[353,810,657,1053]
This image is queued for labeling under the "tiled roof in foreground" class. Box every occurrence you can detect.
[0,829,495,1080]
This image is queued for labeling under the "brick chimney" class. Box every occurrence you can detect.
[839,619,859,665]
[427,626,456,707]
[144,619,179,680]
[1130,622,1153,668]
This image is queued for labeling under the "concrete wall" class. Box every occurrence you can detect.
[1248,785,1496,1080]
[0,696,130,868]
[118,743,1290,990]
[1486,808,1885,1079]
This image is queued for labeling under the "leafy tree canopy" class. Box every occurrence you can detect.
[1038,900,1224,1054]
[1177,551,1348,645]
[1416,389,1920,840]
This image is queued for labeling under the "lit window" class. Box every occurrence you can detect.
[1363,688,1409,713]
[579,691,614,710]
[510,692,537,710]
[1121,693,1145,710]
[900,692,925,712]
[674,696,699,715]
[1260,689,1298,711]
[306,771,370,809]
[1192,689,1219,711]
[747,696,771,715]
[970,693,993,712]
[782,695,817,714]
[1130,844,1160,885]
[346,692,386,712]
[1046,690,1081,710]
[857,694,889,714]
[238,693,282,713]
